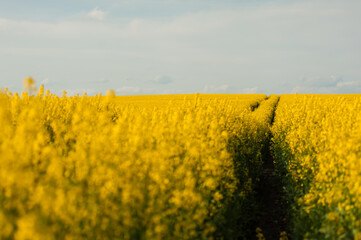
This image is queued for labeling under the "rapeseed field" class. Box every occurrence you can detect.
[0,86,274,239]
[272,94,361,239]
[1,84,361,239]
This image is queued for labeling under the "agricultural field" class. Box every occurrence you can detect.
[0,88,276,239]
[0,88,361,239]
[272,94,361,239]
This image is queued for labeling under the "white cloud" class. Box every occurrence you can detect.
[291,76,361,94]
[92,78,110,84]
[203,84,230,93]
[152,75,172,84]
[86,8,107,20]
[300,75,342,87]
[242,87,258,94]
[41,78,49,84]
[114,86,181,95]
[336,81,361,88]
[39,78,60,87]
[116,86,140,93]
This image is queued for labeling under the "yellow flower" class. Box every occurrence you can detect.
[23,76,36,92]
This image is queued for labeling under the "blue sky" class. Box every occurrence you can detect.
[1,0,360,95]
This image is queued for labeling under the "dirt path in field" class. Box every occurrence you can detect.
[254,137,288,239]
[253,97,289,240]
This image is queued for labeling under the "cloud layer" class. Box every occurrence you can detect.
[292,76,361,94]
[152,75,172,85]
[87,8,107,20]
[0,0,360,95]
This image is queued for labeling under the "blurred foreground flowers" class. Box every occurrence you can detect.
[0,88,276,239]
[23,77,37,93]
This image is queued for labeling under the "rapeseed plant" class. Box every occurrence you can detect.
[0,89,271,239]
[272,94,361,239]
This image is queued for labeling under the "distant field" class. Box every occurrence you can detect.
[110,93,266,108]
[0,89,360,239]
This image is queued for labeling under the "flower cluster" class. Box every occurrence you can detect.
[272,94,361,239]
[0,88,273,239]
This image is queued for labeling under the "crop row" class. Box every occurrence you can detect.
[272,94,361,239]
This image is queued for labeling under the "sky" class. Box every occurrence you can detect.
[0,0,361,95]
